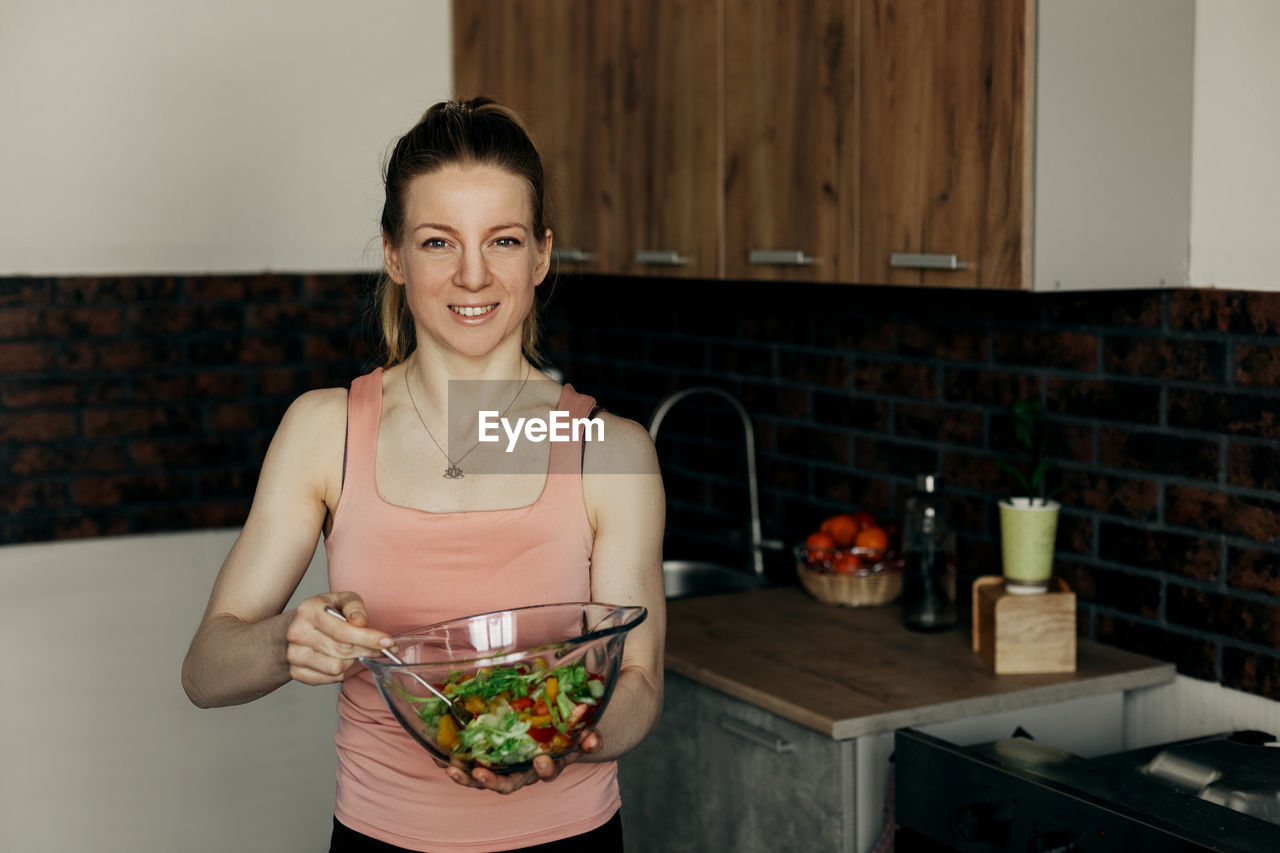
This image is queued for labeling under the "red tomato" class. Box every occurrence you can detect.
[805,531,836,563]
[533,698,550,717]
[529,725,556,743]
[824,514,859,547]
[509,697,534,712]
[855,526,890,552]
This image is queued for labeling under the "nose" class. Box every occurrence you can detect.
[455,243,491,291]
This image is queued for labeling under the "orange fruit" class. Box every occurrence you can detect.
[824,514,859,547]
[805,531,836,563]
[855,525,890,552]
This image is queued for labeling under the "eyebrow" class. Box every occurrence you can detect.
[411,222,530,235]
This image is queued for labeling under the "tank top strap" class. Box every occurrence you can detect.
[343,367,384,497]
[545,383,598,478]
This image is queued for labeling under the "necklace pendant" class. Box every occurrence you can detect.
[443,464,464,479]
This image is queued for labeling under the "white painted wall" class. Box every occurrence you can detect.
[0,529,338,853]
[0,0,452,275]
[1188,0,1280,290]
[1,1,1276,290]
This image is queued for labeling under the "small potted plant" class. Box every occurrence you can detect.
[995,401,1061,594]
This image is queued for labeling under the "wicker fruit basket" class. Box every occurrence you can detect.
[794,545,903,607]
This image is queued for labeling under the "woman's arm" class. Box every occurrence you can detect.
[181,387,392,708]
[460,412,666,793]
[578,413,667,760]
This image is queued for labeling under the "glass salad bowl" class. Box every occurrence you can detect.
[361,601,647,774]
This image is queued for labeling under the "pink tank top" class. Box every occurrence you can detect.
[324,368,619,851]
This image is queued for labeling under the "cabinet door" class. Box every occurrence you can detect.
[619,673,854,852]
[722,0,852,282]
[614,0,722,278]
[847,0,1031,288]
[452,0,617,274]
[617,672,703,852]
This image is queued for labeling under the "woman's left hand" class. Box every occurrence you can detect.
[444,730,603,794]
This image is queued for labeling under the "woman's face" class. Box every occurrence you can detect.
[383,164,551,362]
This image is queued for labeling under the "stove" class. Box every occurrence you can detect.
[894,727,1280,852]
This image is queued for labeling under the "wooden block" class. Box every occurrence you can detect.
[972,576,1076,674]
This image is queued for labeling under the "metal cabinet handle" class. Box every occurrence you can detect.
[551,247,592,263]
[748,249,815,266]
[890,252,968,270]
[634,250,690,267]
[719,716,794,753]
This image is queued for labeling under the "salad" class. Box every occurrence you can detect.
[401,658,607,768]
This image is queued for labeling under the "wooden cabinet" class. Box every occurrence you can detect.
[849,0,1030,289]
[618,672,855,852]
[848,0,1193,291]
[614,0,722,278]
[452,0,618,274]
[722,0,850,282]
[453,0,1195,291]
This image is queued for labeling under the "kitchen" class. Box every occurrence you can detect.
[2,1,1278,851]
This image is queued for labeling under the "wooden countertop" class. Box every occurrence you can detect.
[663,586,1176,740]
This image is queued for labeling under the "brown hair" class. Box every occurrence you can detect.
[374,98,550,365]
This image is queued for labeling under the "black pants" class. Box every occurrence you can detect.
[329,811,623,853]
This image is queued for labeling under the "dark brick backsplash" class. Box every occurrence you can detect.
[1222,648,1280,697]
[4,272,1280,704]
[1094,613,1219,682]
[1,272,377,547]
[1103,334,1226,383]
[1168,387,1280,440]
[1097,427,1219,481]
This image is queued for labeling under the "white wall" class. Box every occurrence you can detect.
[0,529,338,853]
[0,0,452,275]
[1188,0,1280,291]
[2,2,1276,286]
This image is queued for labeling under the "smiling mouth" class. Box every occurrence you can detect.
[450,303,497,318]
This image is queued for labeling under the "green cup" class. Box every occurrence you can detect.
[999,498,1060,594]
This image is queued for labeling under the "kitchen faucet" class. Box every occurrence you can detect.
[647,386,781,578]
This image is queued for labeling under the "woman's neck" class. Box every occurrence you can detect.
[403,343,531,416]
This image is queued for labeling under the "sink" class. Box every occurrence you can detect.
[662,560,769,600]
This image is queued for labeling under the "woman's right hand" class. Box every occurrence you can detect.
[284,593,394,685]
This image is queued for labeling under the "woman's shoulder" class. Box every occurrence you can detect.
[581,410,659,476]
[271,386,353,454]
[282,385,350,423]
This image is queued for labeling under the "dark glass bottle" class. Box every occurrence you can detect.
[902,474,957,632]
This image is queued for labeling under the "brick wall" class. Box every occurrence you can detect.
[550,276,1280,702]
[3,272,1278,701]
[0,275,377,542]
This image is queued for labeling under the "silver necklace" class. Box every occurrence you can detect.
[403,363,530,479]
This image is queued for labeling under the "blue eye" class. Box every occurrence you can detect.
[422,237,448,249]
[494,236,521,247]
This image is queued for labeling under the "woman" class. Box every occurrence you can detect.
[181,98,666,852]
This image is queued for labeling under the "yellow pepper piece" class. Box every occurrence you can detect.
[545,676,558,704]
[437,714,459,749]
[464,694,487,715]
[529,714,552,728]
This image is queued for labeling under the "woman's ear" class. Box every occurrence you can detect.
[382,234,405,285]
[534,229,553,285]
